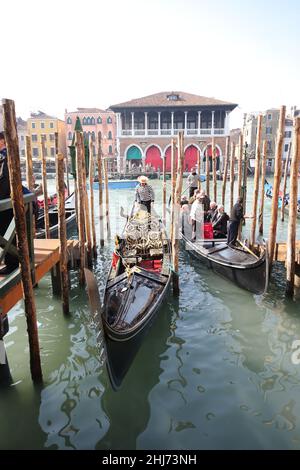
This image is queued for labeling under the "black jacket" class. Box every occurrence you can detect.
[230,202,244,222]
[0,148,10,200]
[213,212,229,235]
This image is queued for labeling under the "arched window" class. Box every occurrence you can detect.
[82,117,87,125]
[68,131,72,140]
[109,145,113,154]
[108,130,112,140]
[92,131,95,142]
[67,117,72,124]
[107,116,112,124]
[97,116,102,124]
[91,117,95,125]
[83,131,87,139]
[86,117,91,125]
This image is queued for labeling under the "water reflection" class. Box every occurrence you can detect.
[97,297,175,450]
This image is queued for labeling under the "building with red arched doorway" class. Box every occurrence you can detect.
[110,91,237,174]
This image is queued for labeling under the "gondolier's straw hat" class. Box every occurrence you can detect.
[138,175,149,183]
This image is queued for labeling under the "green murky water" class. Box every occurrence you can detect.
[1,178,300,450]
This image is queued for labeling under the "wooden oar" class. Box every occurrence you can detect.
[84,269,106,358]
[237,239,259,259]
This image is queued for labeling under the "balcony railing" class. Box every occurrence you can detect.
[120,128,226,137]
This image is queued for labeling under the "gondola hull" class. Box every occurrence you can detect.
[86,207,172,390]
[182,235,268,295]
[103,271,171,390]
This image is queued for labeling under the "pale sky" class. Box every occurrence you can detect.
[1,0,299,129]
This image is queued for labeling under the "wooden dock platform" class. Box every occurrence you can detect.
[0,239,79,317]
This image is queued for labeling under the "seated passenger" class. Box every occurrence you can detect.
[212,205,229,239]
[207,201,218,222]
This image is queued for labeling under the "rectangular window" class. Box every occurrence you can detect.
[50,122,54,129]
[284,144,289,152]
[51,147,55,156]
[32,122,36,129]
[49,134,55,141]
[41,122,45,129]
[32,147,39,157]
[32,134,38,142]
[21,149,25,156]
[268,114,272,120]
[266,127,272,134]
[41,134,47,141]
[21,135,24,141]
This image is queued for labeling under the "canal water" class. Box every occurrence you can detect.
[1,178,300,450]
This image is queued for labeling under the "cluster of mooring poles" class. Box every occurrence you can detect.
[0,99,112,384]
[166,110,300,298]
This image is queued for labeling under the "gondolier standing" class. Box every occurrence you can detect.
[227,196,244,246]
[135,175,155,214]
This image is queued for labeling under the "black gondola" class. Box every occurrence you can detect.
[36,192,77,238]
[181,213,268,295]
[85,206,172,390]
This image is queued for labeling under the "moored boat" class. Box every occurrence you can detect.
[85,206,171,390]
[36,192,77,238]
[181,212,268,295]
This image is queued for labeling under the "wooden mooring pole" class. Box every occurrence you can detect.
[25,136,34,191]
[197,149,201,191]
[250,114,262,247]
[281,141,292,222]
[162,154,166,226]
[75,131,86,285]
[212,137,217,202]
[89,140,97,258]
[285,117,300,297]
[237,133,243,197]
[268,105,286,267]
[206,144,210,198]
[41,136,50,238]
[230,142,235,213]
[82,139,92,267]
[258,140,267,235]
[56,152,69,315]
[170,138,177,247]
[2,98,42,383]
[97,132,105,247]
[221,136,230,207]
[172,131,184,295]
[103,157,111,240]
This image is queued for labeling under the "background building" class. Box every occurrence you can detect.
[243,107,299,172]
[65,108,116,172]
[17,117,27,159]
[0,105,3,131]
[27,111,66,161]
[110,91,237,174]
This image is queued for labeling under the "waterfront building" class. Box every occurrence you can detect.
[110,91,237,174]
[27,111,66,161]
[65,108,116,172]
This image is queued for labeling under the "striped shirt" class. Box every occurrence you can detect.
[135,184,155,203]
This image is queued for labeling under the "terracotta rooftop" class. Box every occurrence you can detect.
[75,107,106,113]
[111,91,237,110]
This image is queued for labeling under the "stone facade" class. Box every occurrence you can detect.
[110,91,237,174]
[65,108,116,172]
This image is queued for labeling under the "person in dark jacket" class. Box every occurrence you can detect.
[213,205,229,239]
[0,132,19,273]
[207,201,218,223]
[227,196,244,245]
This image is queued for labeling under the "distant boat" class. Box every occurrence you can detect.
[91,179,138,189]
[36,193,77,238]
